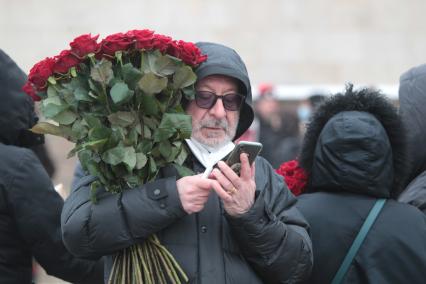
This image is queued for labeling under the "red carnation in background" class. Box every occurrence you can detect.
[70,34,100,58]
[276,159,308,196]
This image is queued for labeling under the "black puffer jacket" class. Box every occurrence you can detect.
[398,64,426,213]
[62,42,313,283]
[296,87,426,283]
[0,49,103,284]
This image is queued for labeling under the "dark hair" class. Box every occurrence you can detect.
[300,84,409,198]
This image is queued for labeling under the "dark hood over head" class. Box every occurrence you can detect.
[311,111,393,197]
[0,49,42,147]
[195,42,254,140]
[399,64,426,181]
[300,85,408,198]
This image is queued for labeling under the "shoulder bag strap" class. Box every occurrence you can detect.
[331,198,387,284]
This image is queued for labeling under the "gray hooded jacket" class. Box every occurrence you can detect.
[62,42,313,283]
[398,64,426,213]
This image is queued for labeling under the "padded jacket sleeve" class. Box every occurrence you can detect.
[225,157,313,283]
[61,164,187,259]
[8,149,103,284]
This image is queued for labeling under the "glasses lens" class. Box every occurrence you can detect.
[223,94,243,111]
[195,91,217,109]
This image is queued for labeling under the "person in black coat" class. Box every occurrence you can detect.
[295,85,426,283]
[397,64,426,213]
[0,49,103,284]
[62,42,313,284]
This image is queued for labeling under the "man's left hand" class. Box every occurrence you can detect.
[210,153,256,216]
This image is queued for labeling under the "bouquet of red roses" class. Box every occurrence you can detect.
[24,29,207,284]
[276,159,308,196]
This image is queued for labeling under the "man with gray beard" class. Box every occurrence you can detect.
[62,42,313,283]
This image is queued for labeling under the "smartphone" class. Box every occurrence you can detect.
[225,141,263,174]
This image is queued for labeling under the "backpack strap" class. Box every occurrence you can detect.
[331,198,387,284]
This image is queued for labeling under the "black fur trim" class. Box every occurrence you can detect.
[299,84,409,198]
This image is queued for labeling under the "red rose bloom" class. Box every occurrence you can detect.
[70,34,100,58]
[53,50,81,74]
[167,40,181,58]
[100,33,133,56]
[276,159,308,196]
[151,34,172,53]
[177,41,208,66]
[22,81,40,101]
[28,57,55,91]
[126,29,155,50]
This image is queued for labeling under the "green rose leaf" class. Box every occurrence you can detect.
[110,82,134,105]
[71,119,88,140]
[173,66,197,89]
[135,152,148,169]
[91,59,114,85]
[60,88,78,108]
[140,93,159,116]
[80,138,108,151]
[175,145,189,166]
[88,126,112,141]
[52,110,78,125]
[108,111,135,127]
[102,145,136,171]
[78,149,93,170]
[173,164,194,177]
[138,72,168,95]
[154,55,178,76]
[31,122,63,136]
[74,86,93,102]
[159,140,172,160]
[153,128,174,142]
[159,113,192,139]
[182,86,196,100]
[41,97,68,118]
[148,156,157,174]
[143,125,151,139]
[82,115,102,129]
[126,127,139,146]
[122,63,143,89]
[136,139,153,153]
[47,86,58,98]
[30,122,76,141]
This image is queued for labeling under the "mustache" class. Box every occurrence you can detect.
[199,118,228,130]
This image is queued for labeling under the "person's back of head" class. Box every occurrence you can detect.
[0,49,43,148]
[399,64,426,180]
[299,84,408,199]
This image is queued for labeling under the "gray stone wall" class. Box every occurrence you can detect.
[1,0,425,86]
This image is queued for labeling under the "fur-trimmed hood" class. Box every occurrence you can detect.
[299,85,408,198]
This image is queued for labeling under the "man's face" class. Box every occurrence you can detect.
[186,75,241,149]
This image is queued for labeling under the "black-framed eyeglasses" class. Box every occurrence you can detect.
[194,91,244,111]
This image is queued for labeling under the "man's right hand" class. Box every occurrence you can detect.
[176,174,233,214]
[176,174,214,214]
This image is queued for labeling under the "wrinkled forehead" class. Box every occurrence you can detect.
[196,74,242,93]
